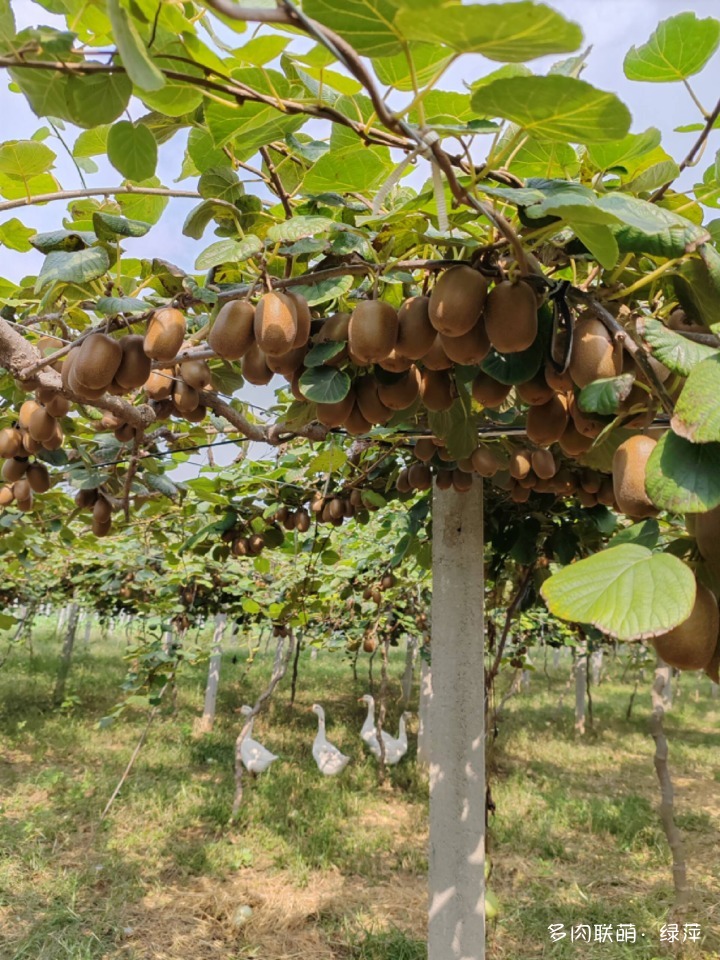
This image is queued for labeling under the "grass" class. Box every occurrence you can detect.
[0,620,719,958]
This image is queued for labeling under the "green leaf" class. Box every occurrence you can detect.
[30,229,94,253]
[572,223,619,269]
[610,519,660,550]
[302,0,403,56]
[428,387,477,460]
[585,128,661,172]
[373,43,452,92]
[541,544,696,640]
[671,355,720,443]
[0,139,54,178]
[0,217,34,252]
[646,431,720,514]
[95,296,150,315]
[287,275,353,307]
[92,212,151,241]
[471,76,631,144]
[117,176,168,225]
[397,1,583,61]
[298,366,351,403]
[598,193,708,259]
[182,199,239,240]
[672,257,720,329]
[0,0,16,54]
[66,72,133,129]
[638,317,717,377]
[73,125,110,158]
[307,446,347,473]
[107,0,165,92]
[578,374,635,415]
[304,341,345,367]
[194,236,262,270]
[234,35,290,66]
[35,247,110,294]
[266,216,335,243]
[624,12,720,83]
[303,145,394,195]
[107,122,158,182]
[198,167,245,203]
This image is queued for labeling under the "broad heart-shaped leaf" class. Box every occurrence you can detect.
[287,275,354,307]
[266,216,335,243]
[637,317,718,377]
[646,431,720,514]
[30,229,94,253]
[194,236,262,270]
[107,121,157,182]
[303,145,394,195]
[92,212,151,241]
[578,374,635,415]
[541,544,696,641]
[373,43,452,92]
[471,76,631,144]
[107,0,165,91]
[0,139,55,178]
[298,366,351,403]
[624,12,720,82]
[67,72,133,129]
[397,1,582,61]
[572,223,619,269]
[35,247,110,294]
[610,519,660,550]
[0,0,16,54]
[304,340,346,367]
[0,218,34,252]
[586,128,662,173]
[598,193,709,259]
[198,167,244,203]
[302,0,403,56]
[95,295,150,315]
[671,355,720,443]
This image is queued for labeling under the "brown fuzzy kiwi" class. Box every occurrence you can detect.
[179,357,213,391]
[286,292,311,350]
[377,366,420,411]
[569,395,605,438]
[429,265,488,336]
[653,582,719,670]
[510,482,531,503]
[516,370,555,406]
[577,489,598,508]
[114,335,152,391]
[377,349,413,373]
[28,407,57,444]
[2,458,27,482]
[315,312,350,366]
[355,376,393,425]
[569,317,621,387]
[596,478,615,506]
[471,372,511,409]
[517,472,538,489]
[144,368,174,401]
[266,345,307,378]
[21,432,41,454]
[144,307,186,362]
[544,362,574,393]
[552,468,577,496]
[208,300,255,360]
[73,333,122,390]
[618,383,655,428]
[484,280,538,354]
[75,488,98,509]
[421,334,453,371]
[343,403,372,436]
[452,469,473,492]
[295,508,311,533]
[396,468,411,493]
[16,494,34,512]
[612,435,658,519]
[580,468,602,494]
[18,400,40,430]
[695,505,720,563]
[150,399,175,421]
[414,437,437,462]
[440,319,491,365]
[558,420,593,457]
[526,393,569,446]
[42,421,63,451]
[114,423,136,442]
[705,638,720,684]
[456,457,474,474]
[26,462,50,493]
[316,388,355,428]
[435,470,453,491]
[92,516,112,538]
[531,449,557,480]
[509,449,532,480]
[328,498,345,521]
[254,292,298,357]
[44,393,71,418]
[0,485,13,506]
[12,477,32,502]
[435,445,454,463]
[60,350,80,393]
[408,462,432,491]
[396,296,435,359]
[93,497,112,525]
[419,369,454,412]
[0,428,22,459]
[348,301,398,364]
[471,445,501,477]
[242,343,273,385]
[173,380,200,414]
[67,361,106,401]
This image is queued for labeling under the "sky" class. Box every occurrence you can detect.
[1,0,719,471]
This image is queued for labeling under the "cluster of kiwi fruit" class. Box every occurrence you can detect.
[74,487,115,538]
[0,419,54,511]
[361,572,397,606]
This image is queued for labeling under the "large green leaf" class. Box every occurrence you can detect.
[427,385,477,459]
[397,1,582,61]
[30,229,94,253]
[646,431,720,514]
[302,0,403,56]
[673,257,720,329]
[266,216,335,243]
[598,193,708,258]
[572,223,619,269]
[303,145,393,194]
[586,128,662,174]
[0,139,54,178]
[541,544,696,640]
[638,317,717,377]
[35,247,110,294]
[373,43,452,91]
[298,366,351,403]
[198,167,244,204]
[471,76,631,144]
[0,217,34,251]
[578,374,635,415]
[624,13,720,83]
[67,72,133,129]
[671,355,720,443]
[107,0,165,91]
[107,121,158,181]
[0,0,16,54]
[194,236,262,270]
[92,212,151,241]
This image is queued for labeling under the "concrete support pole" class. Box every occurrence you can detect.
[53,601,79,706]
[574,640,587,735]
[197,613,227,734]
[402,634,418,706]
[429,480,485,960]
[417,652,432,769]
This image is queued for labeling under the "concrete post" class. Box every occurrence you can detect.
[429,480,485,960]
[197,613,227,734]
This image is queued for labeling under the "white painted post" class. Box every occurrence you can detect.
[574,641,587,735]
[402,634,418,706]
[417,651,432,769]
[197,613,227,734]
[429,480,485,960]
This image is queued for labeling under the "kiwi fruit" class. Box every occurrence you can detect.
[179,357,213,391]
[705,638,720,684]
[144,307,186,362]
[517,472,538,489]
[510,482,531,503]
[452,469,473,492]
[144,368,174,401]
[2,458,27,483]
[408,463,432,491]
[21,432,42,454]
[653,582,719,670]
[315,313,350,366]
[471,372,511,409]
[544,362,574,393]
[516,371,555,406]
[552,468,577,496]
[396,296,435,359]
[316,389,355,428]
[396,468,411,493]
[12,477,31,502]
[509,449,532,480]
[558,420,593,457]
[254,292,298,357]
[440,319,491,365]
[286,292,311,350]
[348,301,398,364]
[526,394,569,446]
[421,334,453,371]
[429,265,488,337]
[456,457,474,474]
[60,350,80,393]
[577,489,597,508]
[484,280,538,354]
[16,494,33,512]
[44,420,64,451]
[94,497,112,524]
[209,300,255,360]
[377,348,413,373]
[75,488,98,509]
[26,462,50,493]
[0,485,13,506]
[377,366,420,411]
[471,445,501,477]
[44,393,71,418]
[435,445,454,463]
[435,470,453,491]
[173,380,200,414]
[343,403,372,436]
[580,468,602,494]
[295,508,311,533]
[612,435,658,519]
[414,437,438,462]
[596,478,615,506]
[355,376,393,425]
[569,317,621,387]
[569,396,605,438]
[92,516,112,538]
[419,369,454,412]
[695,505,720,563]
[73,333,122,390]
[242,343,273,385]
[114,423,136,442]
[0,428,22,459]
[266,345,307,378]
[18,400,40,430]
[531,449,557,480]
[28,407,57,444]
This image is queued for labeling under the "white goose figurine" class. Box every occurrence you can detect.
[311,704,350,776]
[358,694,411,765]
[239,704,278,774]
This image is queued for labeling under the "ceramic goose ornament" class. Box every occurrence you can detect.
[239,704,279,774]
[311,704,350,776]
[359,694,411,765]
